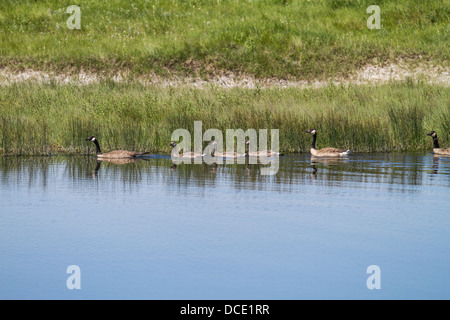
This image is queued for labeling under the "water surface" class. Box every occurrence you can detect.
[0,153,449,299]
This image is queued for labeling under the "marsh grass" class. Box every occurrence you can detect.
[0,81,448,155]
[0,0,448,79]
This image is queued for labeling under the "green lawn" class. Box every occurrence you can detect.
[0,0,448,79]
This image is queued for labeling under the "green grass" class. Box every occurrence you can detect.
[0,80,448,155]
[0,0,448,79]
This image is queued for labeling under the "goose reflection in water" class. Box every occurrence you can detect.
[309,155,352,181]
[433,155,439,174]
[431,154,450,174]
[91,158,147,179]
[311,162,318,175]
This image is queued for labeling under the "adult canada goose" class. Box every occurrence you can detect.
[427,131,450,156]
[244,140,284,157]
[208,141,246,158]
[169,142,205,158]
[306,129,351,157]
[86,136,150,159]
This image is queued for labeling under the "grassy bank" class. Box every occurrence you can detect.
[0,81,448,155]
[0,0,448,80]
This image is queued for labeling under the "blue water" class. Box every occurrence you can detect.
[0,153,449,299]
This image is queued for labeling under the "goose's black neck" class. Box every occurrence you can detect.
[432,136,440,149]
[93,139,102,155]
[311,133,317,149]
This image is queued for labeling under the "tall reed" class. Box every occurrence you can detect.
[0,81,448,155]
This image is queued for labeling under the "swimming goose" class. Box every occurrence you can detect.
[86,136,150,159]
[306,129,351,157]
[427,131,450,156]
[169,142,205,159]
[208,141,246,158]
[245,140,284,157]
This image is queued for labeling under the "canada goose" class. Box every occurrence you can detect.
[208,141,246,158]
[169,142,205,158]
[244,140,284,157]
[306,129,351,157]
[86,136,150,159]
[427,131,450,156]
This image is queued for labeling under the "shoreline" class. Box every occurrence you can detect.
[1,62,449,88]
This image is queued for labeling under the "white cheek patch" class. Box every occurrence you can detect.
[311,130,316,134]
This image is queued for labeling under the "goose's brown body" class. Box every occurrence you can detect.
[97,158,143,164]
[169,142,205,158]
[310,147,349,157]
[97,150,149,159]
[245,140,283,157]
[433,148,450,156]
[209,141,246,158]
[247,150,282,157]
